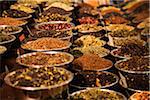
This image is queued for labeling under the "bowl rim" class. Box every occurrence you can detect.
[16,51,74,68]
[35,21,75,31]
[32,30,73,40]
[71,71,119,89]
[114,57,150,74]
[110,48,130,59]
[119,79,148,92]
[4,67,74,91]
[68,88,127,100]
[0,35,16,45]
[21,38,72,51]
[0,25,23,35]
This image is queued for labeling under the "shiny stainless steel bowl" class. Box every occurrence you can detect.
[0,25,23,35]
[35,21,74,31]
[4,67,74,100]
[21,39,72,52]
[0,35,16,45]
[68,88,127,100]
[115,57,150,91]
[16,51,74,68]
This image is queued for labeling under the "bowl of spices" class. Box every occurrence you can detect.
[4,67,73,100]
[71,71,119,89]
[68,88,127,100]
[115,56,150,91]
[72,54,113,71]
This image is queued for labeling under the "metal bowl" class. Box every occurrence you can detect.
[71,71,119,89]
[111,49,130,59]
[107,33,143,48]
[4,67,74,100]
[116,58,150,91]
[68,88,127,100]
[21,38,72,52]
[0,35,16,45]
[32,30,73,40]
[115,57,150,74]
[0,25,23,35]
[119,79,144,93]
[4,67,73,91]
[16,51,74,68]
[35,21,74,31]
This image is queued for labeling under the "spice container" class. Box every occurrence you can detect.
[42,7,72,16]
[108,29,141,47]
[68,88,127,100]
[71,71,119,90]
[74,35,106,47]
[21,37,72,52]
[0,25,23,35]
[30,30,73,41]
[0,17,27,27]
[35,21,74,31]
[16,51,74,68]
[2,9,32,20]
[0,34,16,49]
[35,13,72,23]
[115,56,150,91]
[111,44,149,58]
[4,67,73,100]
[77,16,99,25]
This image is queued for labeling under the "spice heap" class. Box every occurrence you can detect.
[0,17,26,26]
[72,71,117,87]
[17,52,72,66]
[73,54,112,71]
[37,22,72,31]
[69,88,125,100]
[9,67,71,87]
[116,43,149,57]
[36,13,72,23]
[21,38,71,51]
[0,26,21,34]
[117,56,149,72]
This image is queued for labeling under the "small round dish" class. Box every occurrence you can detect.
[0,17,28,27]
